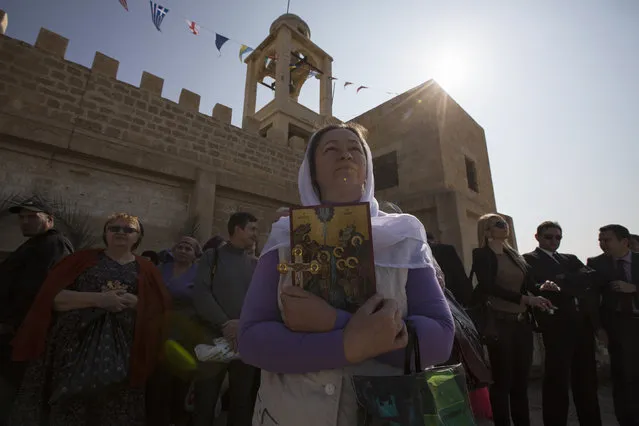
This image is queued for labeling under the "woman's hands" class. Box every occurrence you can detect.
[281,286,337,332]
[343,294,408,364]
[98,290,138,312]
[522,294,555,311]
[281,289,408,364]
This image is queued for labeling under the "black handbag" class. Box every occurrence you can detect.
[466,267,498,344]
[49,310,130,403]
[352,323,476,426]
[443,289,492,390]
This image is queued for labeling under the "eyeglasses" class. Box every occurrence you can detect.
[542,234,562,241]
[493,221,507,229]
[107,225,138,234]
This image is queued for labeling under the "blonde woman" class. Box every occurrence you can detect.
[471,213,552,426]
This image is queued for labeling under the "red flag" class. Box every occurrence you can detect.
[119,0,128,11]
[356,85,368,94]
[186,20,200,35]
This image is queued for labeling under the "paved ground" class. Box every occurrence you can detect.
[215,378,616,425]
[528,378,616,426]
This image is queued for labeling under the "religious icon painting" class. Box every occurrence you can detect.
[283,202,376,313]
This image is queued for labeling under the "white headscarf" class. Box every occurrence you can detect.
[261,127,433,269]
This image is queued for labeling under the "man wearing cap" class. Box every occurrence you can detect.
[0,199,73,426]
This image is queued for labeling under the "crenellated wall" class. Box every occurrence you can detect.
[0,27,303,253]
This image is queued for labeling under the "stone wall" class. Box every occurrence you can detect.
[353,84,447,196]
[353,81,501,268]
[0,28,303,253]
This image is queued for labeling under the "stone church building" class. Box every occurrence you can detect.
[0,11,514,268]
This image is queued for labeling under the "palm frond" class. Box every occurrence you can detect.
[48,195,99,250]
[1,190,99,250]
[177,215,200,240]
[0,191,24,219]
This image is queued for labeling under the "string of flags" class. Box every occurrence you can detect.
[149,2,169,32]
[120,0,399,96]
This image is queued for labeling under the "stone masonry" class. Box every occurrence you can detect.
[0,14,511,270]
[353,81,516,267]
[0,26,303,253]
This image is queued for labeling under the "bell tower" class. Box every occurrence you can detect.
[242,14,334,144]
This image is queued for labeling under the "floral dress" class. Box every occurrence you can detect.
[10,253,144,426]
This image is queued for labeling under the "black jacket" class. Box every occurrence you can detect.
[524,248,600,330]
[587,252,639,315]
[470,245,535,306]
[0,229,73,329]
[430,243,472,307]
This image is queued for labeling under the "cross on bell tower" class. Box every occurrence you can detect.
[242,14,334,144]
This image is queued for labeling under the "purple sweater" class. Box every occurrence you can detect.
[238,251,454,374]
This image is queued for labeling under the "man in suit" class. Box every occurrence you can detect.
[426,232,473,307]
[524,221,602,426]
[587,224,639,426]
[630,234,639,252]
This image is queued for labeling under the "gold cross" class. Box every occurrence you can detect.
[277,245,320,276]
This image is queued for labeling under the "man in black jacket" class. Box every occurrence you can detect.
[630,234,639,252]
[587,224,639,426]
[524,221,602,426]
[427,232,473,307]
[0,199,73,426]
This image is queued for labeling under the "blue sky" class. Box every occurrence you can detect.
[2,0,638,261]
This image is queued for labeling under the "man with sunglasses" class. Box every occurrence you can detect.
[523,221,602,426]
[0,199,73,426]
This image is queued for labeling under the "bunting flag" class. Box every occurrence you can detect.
[215,34,229,55]
[149,1,169,32]
[186,20,199,35]
[239,45,253,62]
[111,0,398,98]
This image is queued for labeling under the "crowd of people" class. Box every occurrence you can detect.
[0,122,637,426]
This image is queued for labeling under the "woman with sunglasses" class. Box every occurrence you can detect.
[471,213,553,426]
[10,213,170,426]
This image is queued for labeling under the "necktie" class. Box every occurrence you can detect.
[616,259,633,313]
[616,259,628,281]
[552,253,562,265]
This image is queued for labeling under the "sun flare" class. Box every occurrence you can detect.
[431,52,469,91]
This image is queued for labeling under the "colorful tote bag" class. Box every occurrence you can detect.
[352,323,476,426]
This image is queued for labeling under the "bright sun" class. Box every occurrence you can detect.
[431,52,469,91]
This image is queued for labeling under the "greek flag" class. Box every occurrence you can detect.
[150,1,169,32]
